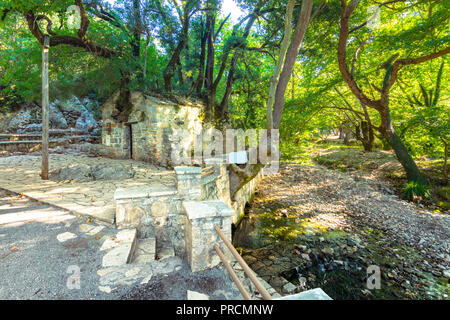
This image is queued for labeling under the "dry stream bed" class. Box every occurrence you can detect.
[233,161,449,300]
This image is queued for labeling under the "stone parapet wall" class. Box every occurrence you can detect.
[113,162,263,272]
[114,185,187,256]
[114,166,204,260]
[230,169,264,222]
[200,158,264,223]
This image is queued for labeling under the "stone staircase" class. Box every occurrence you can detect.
[0,129,100,153]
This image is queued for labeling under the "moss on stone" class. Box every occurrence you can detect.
[438,186,450,201]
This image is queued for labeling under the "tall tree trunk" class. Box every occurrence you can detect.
[143,35,150,79]
[205,12,216,118]
[360,120,373,151]
[380,106,428,184]
[229,0,313,196]
[163,13,190,92]
[131,0,141,58]
[266,0,295,130]
[272,0,313,129]
[217,5,263,120]
[187,24,207,97]
[440,137,448,184]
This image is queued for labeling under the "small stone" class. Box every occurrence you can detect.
[97,267,120,277]
[125,267,141,278]
[187,290,209,300]
[443,270,450,279]
[141,274,153,284]
[301,253,311,261]
[282,282,297,294]
[321,247,334,256]
[56,232,77,242]
[98,286,112,293]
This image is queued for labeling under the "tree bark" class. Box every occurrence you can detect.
[379,106,428,184]
[217,4,264,120]
[205,11,216,118]
[131,0,141,58]
[272,0,313,129]
[163,9,190,92]
[266,0,296,130]
[440,137,448,184]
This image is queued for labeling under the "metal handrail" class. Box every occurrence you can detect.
[214,245,252,300]
[214,225,272,300]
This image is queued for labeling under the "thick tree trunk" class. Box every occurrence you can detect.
[163,12,190,92]
[163,38,186,92]
[217,7,262,120]
[357,120,373,151]
[380,107,428,184]
[343,127,351,145]
[229,0,313,196]
[272,0,313,129]
[266,0,296,130]
[385,129,428,184]
[187,27,207,97]
[205,12,216,118]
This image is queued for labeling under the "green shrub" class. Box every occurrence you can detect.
[402,181,431,201]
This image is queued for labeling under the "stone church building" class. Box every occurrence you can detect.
[101,91,202,167]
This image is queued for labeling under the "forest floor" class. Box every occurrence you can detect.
[234,138,449,300]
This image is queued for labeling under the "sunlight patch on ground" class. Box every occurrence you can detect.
[0,154,176,222]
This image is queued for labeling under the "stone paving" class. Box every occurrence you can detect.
[0,154,176,225]
[0,188,246,300]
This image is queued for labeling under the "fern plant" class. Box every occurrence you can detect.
[402,181,431,201]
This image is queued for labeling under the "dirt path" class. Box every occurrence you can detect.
[234,162,449,299]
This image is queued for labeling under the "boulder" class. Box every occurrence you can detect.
[50,163,93,182]
[49,102,68,129]
[75,109,97,133]
[91,163,135,180]
[7,109,32,132]
[55,96,88,126]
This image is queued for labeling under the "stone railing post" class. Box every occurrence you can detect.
[175,166,202,200]
[183,201,234,272]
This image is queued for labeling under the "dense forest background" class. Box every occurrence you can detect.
[0,0,448,192]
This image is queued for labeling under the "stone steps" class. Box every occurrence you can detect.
[0,129,86,140]
[82,207,116,227]
[101,228,138,268]
[132,238,156,264]
[0,135,100,153]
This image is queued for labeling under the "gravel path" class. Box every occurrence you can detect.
[0,188,126,299]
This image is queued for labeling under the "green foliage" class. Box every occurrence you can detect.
[0,0,448,185]
[402,181,431,201]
